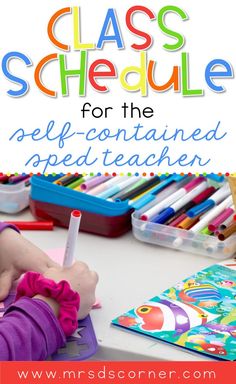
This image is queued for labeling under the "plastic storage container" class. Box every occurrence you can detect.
[30,175,133,237]
[30,175,236,259]
[0,181,30,213]
[132,213,236,259]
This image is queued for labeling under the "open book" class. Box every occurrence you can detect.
[112,259,236,360]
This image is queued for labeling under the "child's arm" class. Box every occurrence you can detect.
[0,224,58,300]
[0,262,98,360]
[0,297,65,360]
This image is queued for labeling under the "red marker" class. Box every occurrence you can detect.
[5,221,54,230]
[0,175,10,183]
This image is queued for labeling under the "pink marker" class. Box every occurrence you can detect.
[168,213,187,228]
[208,205,235,232]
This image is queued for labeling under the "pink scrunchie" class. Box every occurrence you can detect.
[15,272,80,337]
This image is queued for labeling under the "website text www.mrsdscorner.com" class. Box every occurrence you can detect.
[16,366,217,382]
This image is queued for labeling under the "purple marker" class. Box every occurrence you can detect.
[8,175,30,184]
[80,175,111,191]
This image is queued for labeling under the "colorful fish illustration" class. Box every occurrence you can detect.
[178,281,222,305]
[117,316,138,327]
[187,334,227,356]
[198,300,219,308]
[135,299,218,334]
[206,323,236,338]
[217,280,236,288]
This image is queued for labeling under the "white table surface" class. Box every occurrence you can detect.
[0,208,219,361]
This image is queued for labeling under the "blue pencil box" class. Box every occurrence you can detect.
[30,175,133,237]
[30,174,171,237]
[30,175,236,259]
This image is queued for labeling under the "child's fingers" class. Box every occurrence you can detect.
[90,270,99,284]
[0,272,13,301]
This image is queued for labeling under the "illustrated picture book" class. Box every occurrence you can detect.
[112,259,236,360]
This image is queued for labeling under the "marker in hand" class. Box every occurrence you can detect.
[63,210,101,310]
[63,210,81,267]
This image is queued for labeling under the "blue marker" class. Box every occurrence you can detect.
[207,174,225,183]
[130,175,188,210]
[152,182,207,224]
[187,184,231,218]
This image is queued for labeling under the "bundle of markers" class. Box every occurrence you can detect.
[137,176,236,243]
[0,174,30,185]
[53,173,236,242]
[53,173,170,209]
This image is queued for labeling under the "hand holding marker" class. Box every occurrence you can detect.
[63,210,101,312]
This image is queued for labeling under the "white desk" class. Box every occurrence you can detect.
[0,208,217,361]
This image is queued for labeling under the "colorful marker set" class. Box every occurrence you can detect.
[51,173,170,207]
[0,174,30,185]
[0,174,30,214]
[133,176,236,259]
[29,174,236,258]
[30,173,187,237]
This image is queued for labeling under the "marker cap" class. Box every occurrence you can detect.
[153,207,175,224]
[187,200,214,218]
[72,210,81,218]
[184,176,206,192]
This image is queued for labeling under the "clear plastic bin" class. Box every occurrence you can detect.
[132,212,236,259]
[0,181,30,213]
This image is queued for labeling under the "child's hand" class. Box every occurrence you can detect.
[0,229,58,301]
[43,261,99,320]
